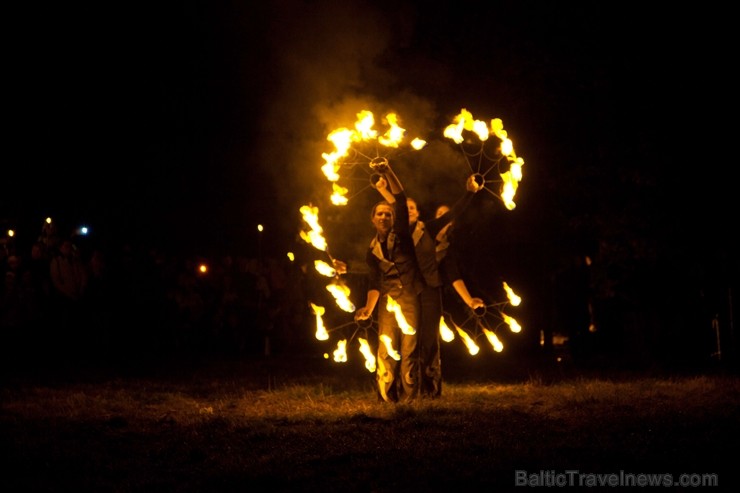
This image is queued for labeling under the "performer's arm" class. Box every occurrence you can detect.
[452,279,485,310]
[355,289,380,321]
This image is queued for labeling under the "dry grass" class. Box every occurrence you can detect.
[2,355,739,492]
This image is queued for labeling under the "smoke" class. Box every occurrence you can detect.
[253,1,477,261]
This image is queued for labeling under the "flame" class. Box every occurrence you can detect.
[500,170,519,210]
[314,260,336,277]
[502,312,522,333]
[326,281,355,312]
[439,316,455,342]
[455,325,479,355]
[500,137,513,156]
[502,281,521,306]
[299,205,327,251]
[355,110,378,140]
[358,337,377,372]
[320,110,424,204]
[443,114,466,143]
[377,113,405,147]
[299,231,327,252]
[510,157,524,181]
[330,183,349,206]
[386,296,415,335]
[472,119,489,141]
[333,339,348,363]
[444,109,525,210]
[483,328,504,352]
[321,160,341,182]
[380,334,401,361]
[311,303,329,341]
[321,128,354,182]
[411,138,427,150]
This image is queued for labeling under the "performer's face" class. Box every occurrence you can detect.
[372,204,394,235]
[407,199,419,224]
[435,205,450,219]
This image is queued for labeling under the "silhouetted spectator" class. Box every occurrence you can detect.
[49,238,89,359]
[1,255,27,359]
[38,217,61,255]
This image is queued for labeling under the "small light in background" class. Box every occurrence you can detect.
[287,252,295,262]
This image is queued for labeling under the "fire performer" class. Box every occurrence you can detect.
[434,203,486,314]
[354,158,424,403]
[375,174,483,397]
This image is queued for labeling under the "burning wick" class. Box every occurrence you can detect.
[369,156,389,172]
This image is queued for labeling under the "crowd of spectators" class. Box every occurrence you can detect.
[0,219,315,372]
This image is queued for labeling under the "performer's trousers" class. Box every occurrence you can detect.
[376,291,420,402]
[419,285,442,397]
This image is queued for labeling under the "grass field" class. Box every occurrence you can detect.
[2,351,739,492]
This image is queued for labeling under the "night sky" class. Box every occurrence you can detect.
[6,2,735,311]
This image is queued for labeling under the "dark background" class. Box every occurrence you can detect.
[4,1,737,367]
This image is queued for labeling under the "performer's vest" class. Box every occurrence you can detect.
[435,223,452,262]
[412,221,442,288]
[370,234,400,278]
[412,221,425,246]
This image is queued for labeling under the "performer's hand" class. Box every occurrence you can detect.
[333,259,348,275]
[373,176,388,191]
[467,174,483,193]
[354,306,372,321]
[468,297,485,310]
